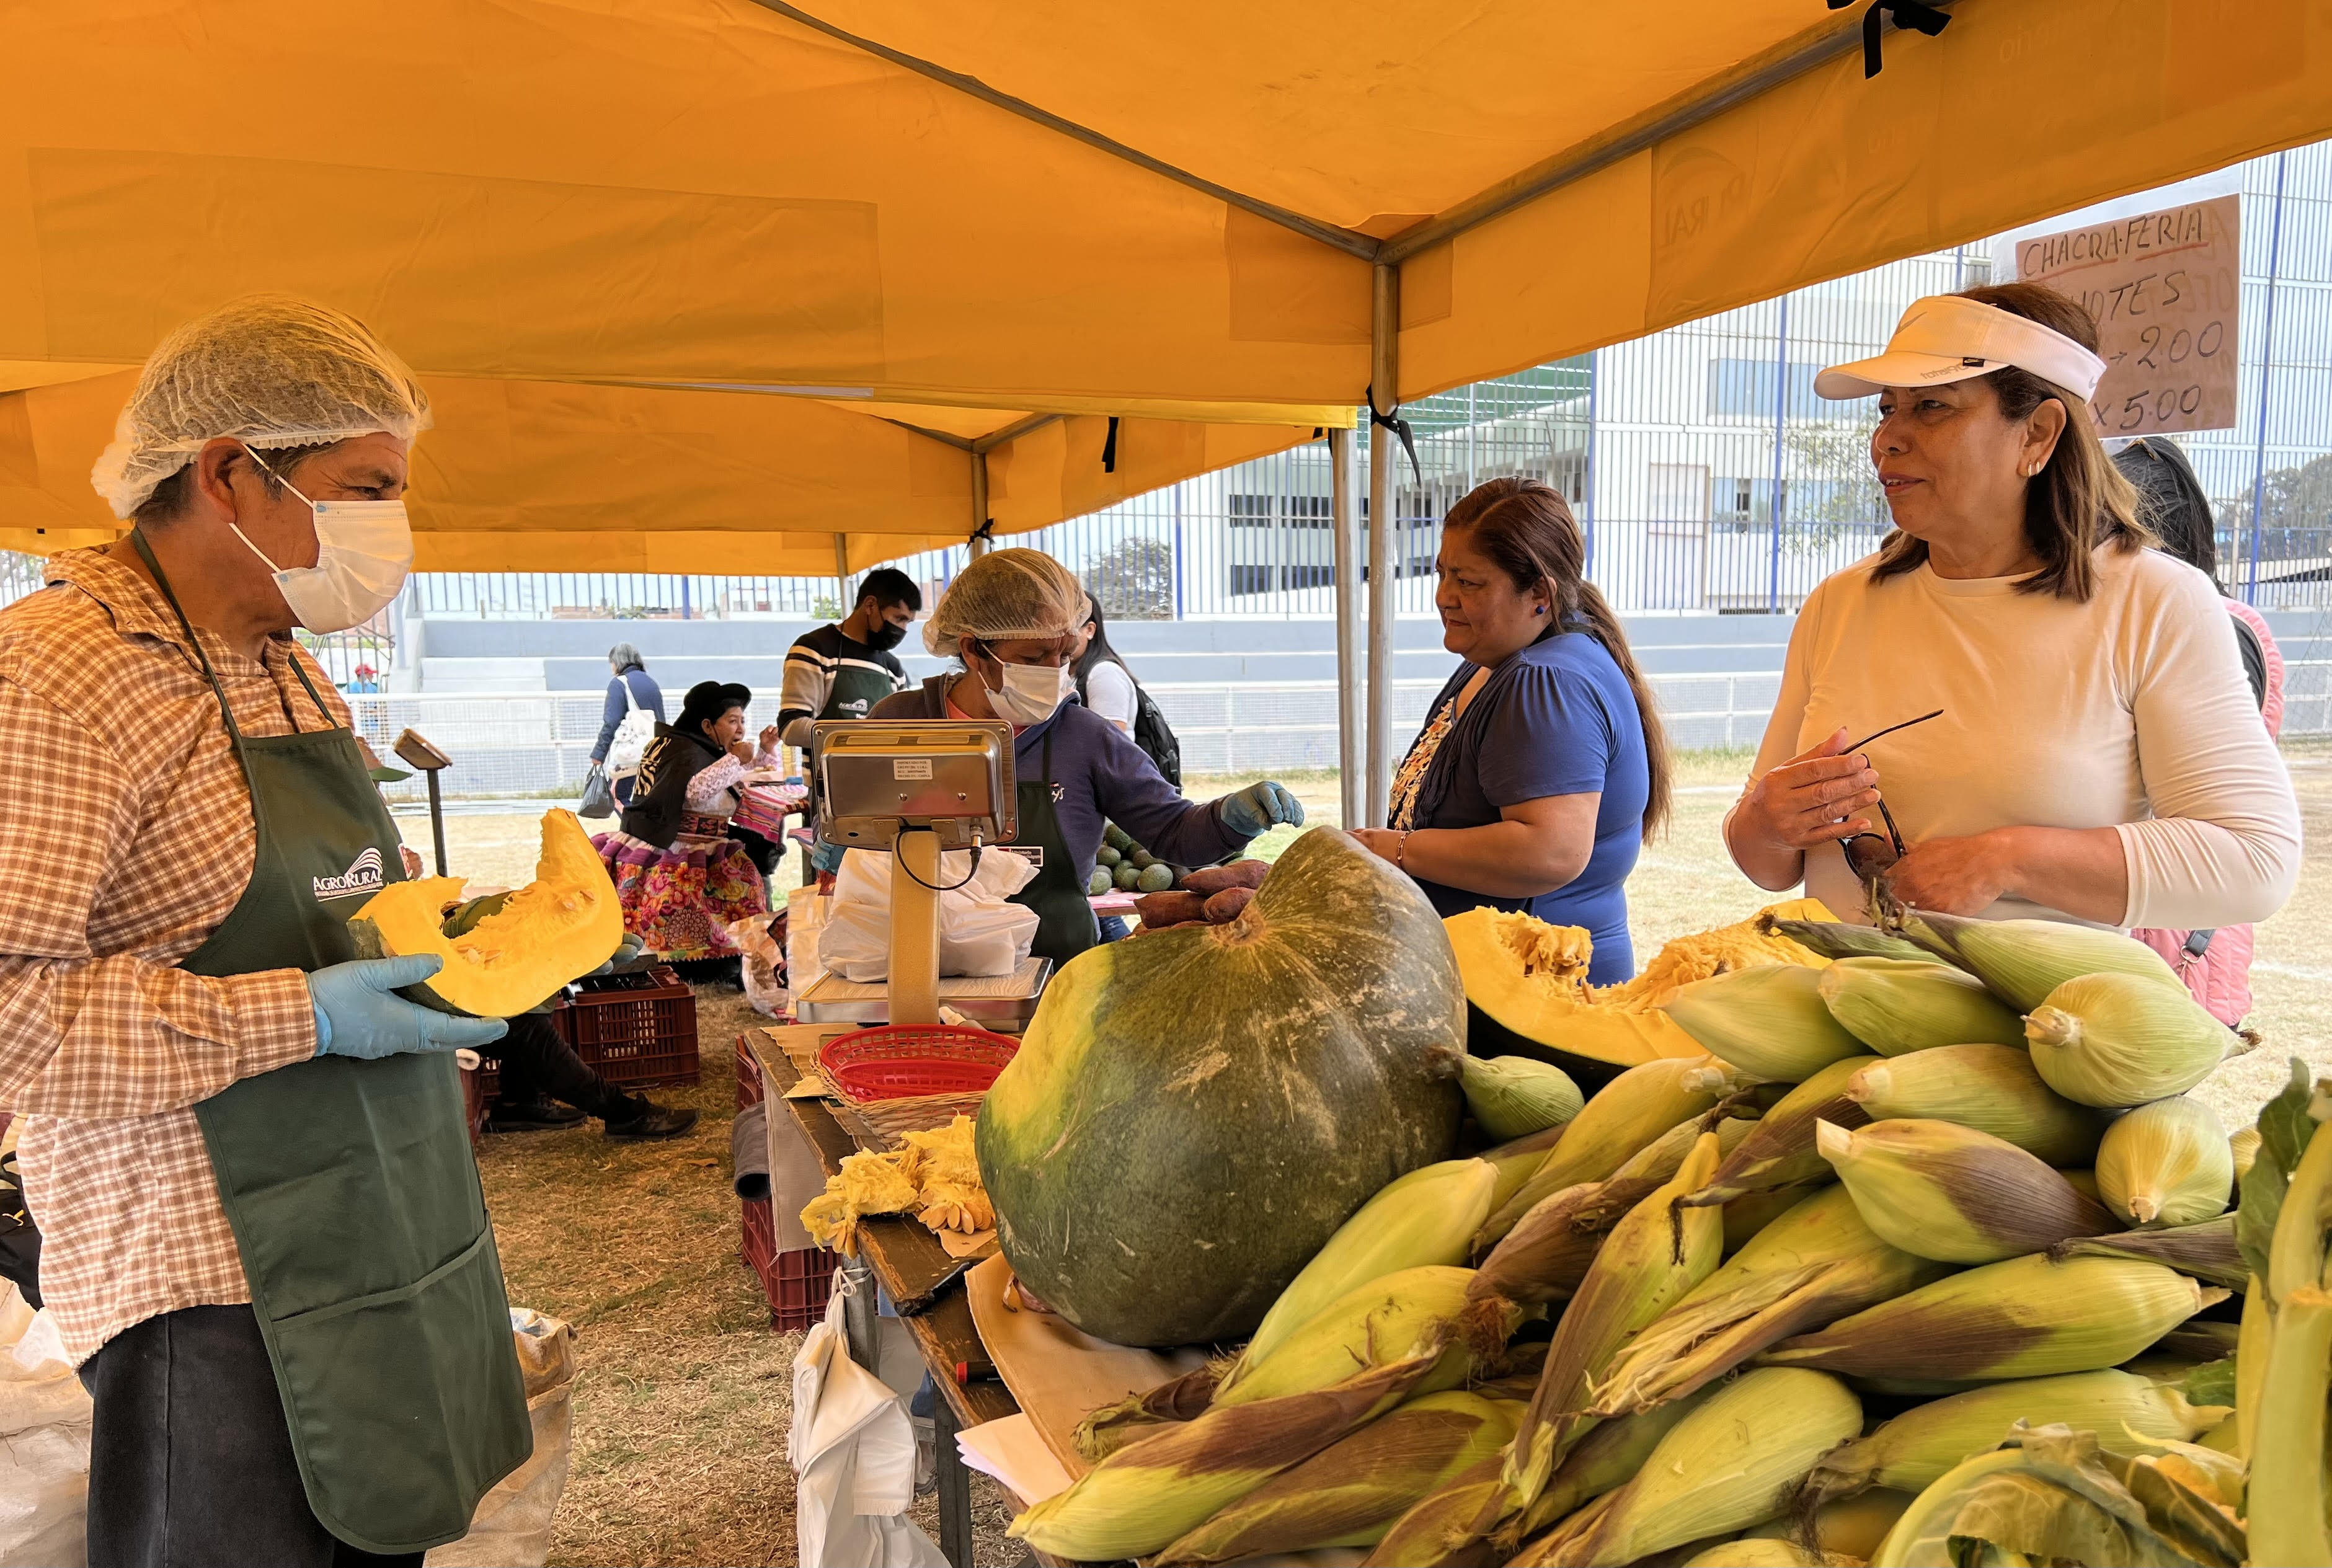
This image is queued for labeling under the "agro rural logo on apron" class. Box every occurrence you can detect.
[312,846,386,900]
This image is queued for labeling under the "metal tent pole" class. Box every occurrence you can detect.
[833,534,851,611]
[1366,263,1399,828]
[970,451,992,558]
[1329,426,1362,829]
[2246,152,2289,605]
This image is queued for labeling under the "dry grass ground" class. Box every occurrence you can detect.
[421,748,2331,1564]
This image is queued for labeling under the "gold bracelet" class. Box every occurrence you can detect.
[1394,831,1411,870]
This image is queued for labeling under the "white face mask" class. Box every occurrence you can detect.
[980,655,1072,727]
[233,448,414,633]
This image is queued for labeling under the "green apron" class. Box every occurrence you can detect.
[134,535,530,1556]
[1008,727,1100,965]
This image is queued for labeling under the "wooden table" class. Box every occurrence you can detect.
[751,1035,1018,1568]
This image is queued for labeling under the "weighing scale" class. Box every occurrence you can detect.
[794,719,1052,1027]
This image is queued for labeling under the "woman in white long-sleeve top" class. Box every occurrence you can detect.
[1724,283,2300,932]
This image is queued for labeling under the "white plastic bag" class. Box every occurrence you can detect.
[727,913,789,1019]
[789,1286,946,1568]
[818,847,1039,982]
[424,1309,576,1568]
[0,1281,92,1568]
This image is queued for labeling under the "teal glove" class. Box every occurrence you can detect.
[1218,781,1305,839]
[309,955,508,1059]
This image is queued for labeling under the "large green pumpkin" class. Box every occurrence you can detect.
[977,827,1466,1347]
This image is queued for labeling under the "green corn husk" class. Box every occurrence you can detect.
[1360,1451,1508,1568]
[1817,956,2028,1055]
[1757,1254,2223,1383]
[1461,1055,1586,1143]
[1799,1368,2228,1512]
[1511,1387,1719,1540]
[1155,1389,1519,1564]
[1217,1158,1498,1397]
[1682,1055,1879,1207]
[1746,1490,1917,1561]
[1484,1132,1729,1543]
[1216,1265,1486,1411]
[1466,1111,1757,1331]
[2096,1096,2233,1227]
[1895,908,2184,1013]
[1866,1423,2247,1568]
[1683,1539,1852,1566]
[2049,1214,2248,1288]
[1756,913,1939,966]
[1474,1055,1741,1248]
[1590,1184,1951,1417]
[1659,964,1866,1082]
[1510,1368,1863,1568]
[1483,1123,1569,1211]
[2025,972,2230,1109]
[1010,1344,1445,1561]
[2248,1109,2332,1562]
[2230,1125,2261,1182]
[1724,1181,1830,1252]
[1071,1361,1220,1461]
[1844,1045,2106,1166]
[1815,1117,2117,1264]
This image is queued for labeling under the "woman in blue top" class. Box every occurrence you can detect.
[1352,477,1670,985]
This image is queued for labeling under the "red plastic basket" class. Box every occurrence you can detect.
[742,1197,838,1331]
[817,1024,1019,1104]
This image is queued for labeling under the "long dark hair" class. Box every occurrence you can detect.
[1869,282,2150,602]
[1443,478,1672,835]
[1072,599,1138,704]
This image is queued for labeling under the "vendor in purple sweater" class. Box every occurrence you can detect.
[872,549,1305,963]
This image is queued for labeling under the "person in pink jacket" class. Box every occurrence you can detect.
[2117,435,2284,1025]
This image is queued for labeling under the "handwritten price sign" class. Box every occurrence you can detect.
[2015,194,2240,436]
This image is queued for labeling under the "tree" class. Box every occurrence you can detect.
[1780,420,1889,547]
[1086,536,1175,619]
[2223,453,2332,562]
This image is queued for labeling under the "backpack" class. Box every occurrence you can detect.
[1132,684,1182,790]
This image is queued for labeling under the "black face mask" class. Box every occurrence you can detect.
[866,619,909,652]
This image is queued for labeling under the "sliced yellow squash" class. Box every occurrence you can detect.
[348,808,624,1017]
[1447,898,1835,1073]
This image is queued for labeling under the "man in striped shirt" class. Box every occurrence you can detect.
[778,568,920,879]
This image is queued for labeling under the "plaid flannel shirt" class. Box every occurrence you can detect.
[0,547,330,1363]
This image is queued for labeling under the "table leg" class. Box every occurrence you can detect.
[933,1394,973,1568]
[840,1258,882,1371]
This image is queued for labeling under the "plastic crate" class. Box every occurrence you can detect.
[551,966,700,1088]
[743,1196,837,1331]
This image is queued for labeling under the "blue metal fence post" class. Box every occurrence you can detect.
[1584,352,1600,575]
[1770,293,1789,613]
[2246,151,2290,606]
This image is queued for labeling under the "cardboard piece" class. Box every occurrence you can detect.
[964,1254,1208,1478]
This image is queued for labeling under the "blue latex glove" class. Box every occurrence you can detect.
[1218,781,1306,839]
[309,955,509,1059]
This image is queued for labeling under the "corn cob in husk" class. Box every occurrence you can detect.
[1465,1110,1753,1334]
[1359,1451,1507,1568]
[1590,1184,1950,1416]
[2096,1096,2233,1227]
[1215,1158,1497,1399]
[1843,1044,2106,1166]
[1479,1131,1727,1544]
[1154,1389,1518,1564]
[1744,1489,1917,1561]
[1682,1055,1879,1207]
[1510,1368,1863,1567]
[1683,1539,1858,1567]
[1009,1342,1442,1561]
[2024,972,2230,1108]
[1798,1368,2228,1512]
[1460,1055,1584,1142]
[1894,908,2184,1012]
[2247,1097,2332,1564]
[1757,1254,2222,1382]
[1482,1122,1569,1210]
[1475,1055,1740,1248]
[1071,1360,1219,1462]
[1814,1117,2117,1264]
[2230,1123,2260,1181]
[1817,955,2028,1054]
[1755,911,1936,966]
[1508,1386,1719,1541]
[1659,963,1865,1083]
[1213,1265,1492,1411]
[2048,1213,2246,1288]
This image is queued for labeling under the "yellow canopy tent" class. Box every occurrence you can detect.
[3,0,2329,807]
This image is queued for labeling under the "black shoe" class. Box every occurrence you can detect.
[485,1097,589,1133]
[603,1102,700,1141]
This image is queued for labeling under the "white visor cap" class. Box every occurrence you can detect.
[1813,294,2108,403]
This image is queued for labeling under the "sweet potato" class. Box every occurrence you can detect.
[1182,859,1269,897]
[1202,885,1256,923]
[1133,889,1208,928]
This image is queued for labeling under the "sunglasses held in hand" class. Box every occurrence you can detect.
[1837,709,1943,882]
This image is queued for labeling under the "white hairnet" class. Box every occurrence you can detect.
[923,548,1093,657]
[91,294,432,518]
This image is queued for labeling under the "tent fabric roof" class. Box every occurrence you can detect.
[2,0,2328,571]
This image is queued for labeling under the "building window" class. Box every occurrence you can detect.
[1228,564,1274,595]
[1228,494,1274,527]
[1707,358,1825,419]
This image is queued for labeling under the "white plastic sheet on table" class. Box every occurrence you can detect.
[789,1285,945,1568]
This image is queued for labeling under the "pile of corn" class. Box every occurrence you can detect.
[1006,908,2332,1567]
[800,1114,993,1253]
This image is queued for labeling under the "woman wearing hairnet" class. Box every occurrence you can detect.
[0,296,529,1564]
[873,549,1305,962]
